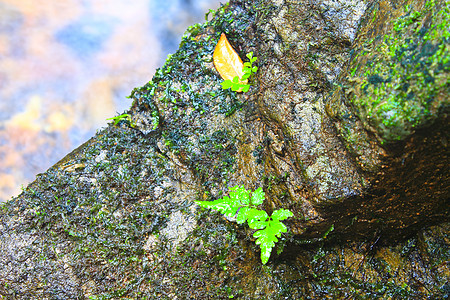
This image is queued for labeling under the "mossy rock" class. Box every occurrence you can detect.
[0,0,448,298]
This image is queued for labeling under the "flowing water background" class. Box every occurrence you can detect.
[0,0,221,202]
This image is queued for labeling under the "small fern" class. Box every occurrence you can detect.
[196,186,292,264]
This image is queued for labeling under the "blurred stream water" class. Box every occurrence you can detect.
[0,0,221,202]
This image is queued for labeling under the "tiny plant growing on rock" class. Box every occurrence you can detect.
[213,33,258,93]
[221,52,258,92]
[106,113,136,128]
[196,186,293,264]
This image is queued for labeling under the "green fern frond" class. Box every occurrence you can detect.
[195,186,293,264]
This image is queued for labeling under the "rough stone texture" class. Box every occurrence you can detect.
[325,0,449,241]
[0,0,448,298]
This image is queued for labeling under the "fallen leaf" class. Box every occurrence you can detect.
[213,33,247,85]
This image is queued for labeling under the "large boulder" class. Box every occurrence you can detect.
[0,0,448,298]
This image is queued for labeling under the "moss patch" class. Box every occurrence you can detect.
[346,0,449,143]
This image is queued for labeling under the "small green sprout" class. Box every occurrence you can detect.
[195,185,293,264]
[151,110,159,130]
[106,113,135,128]
[242,52,258,78]
[221,52,258,93]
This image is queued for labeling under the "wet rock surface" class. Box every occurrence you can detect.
[0,0,448,298]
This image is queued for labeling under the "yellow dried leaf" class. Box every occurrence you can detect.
[213,33,247,85]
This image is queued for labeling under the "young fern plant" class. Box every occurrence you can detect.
[221,52,258,93]
[106,113,136,128]
[195,186,293,264]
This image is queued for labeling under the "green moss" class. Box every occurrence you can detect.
[24,3,261,295]
[159,215,247,298]
[124,1,262,196]
[13,126,176,297]
[347,0,449,143]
